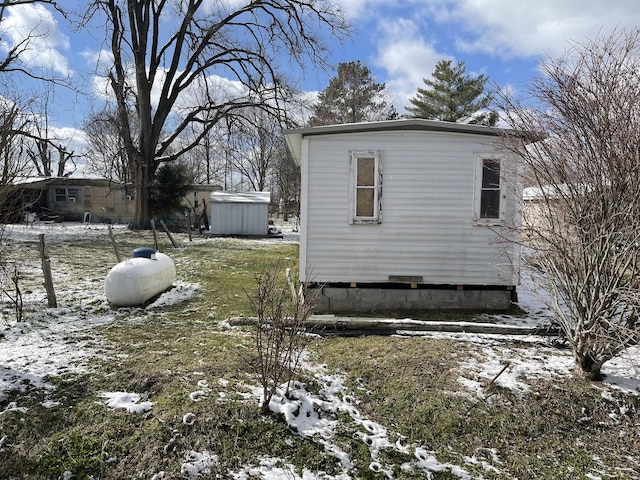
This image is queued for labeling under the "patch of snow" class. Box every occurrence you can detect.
[181,450,218,479]
[0,222,201,403]
[1,402,28,415]
[100,391,153,414]
[183,412,196,425]
[146,281,201,309]
[189,390,206,402]
[601,346,640,395]
[456,343,574,398]
[230,456,351,480]
[0,316,107,401]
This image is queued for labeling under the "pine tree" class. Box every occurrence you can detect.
[309,61,398,126]
[406,60,498,126]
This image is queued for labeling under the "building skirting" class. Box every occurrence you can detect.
[306,284,515,312]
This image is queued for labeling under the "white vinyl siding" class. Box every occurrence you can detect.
[297,130,519,286]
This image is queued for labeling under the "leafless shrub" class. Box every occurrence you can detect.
[499,28,640,380]
[246,263,315,415]
[0,259,23,324]
[0,224,23,324]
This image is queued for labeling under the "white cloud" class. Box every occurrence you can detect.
[373,19,452,114]
[49,126,89,151]
[440,0,640,59]
[0,3,71,76]
[80,48,114,72]
[89,66,251,124]
[333,0,397,20]
[174,73,248,113]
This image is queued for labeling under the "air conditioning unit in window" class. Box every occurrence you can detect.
[68,197,76,204]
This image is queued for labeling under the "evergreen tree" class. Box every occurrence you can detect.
[150,162,193,218]
[309,61,398,126]
[406,60,498,125]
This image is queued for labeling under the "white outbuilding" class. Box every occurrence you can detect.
[285,118,523,312]
[209,191,271,236]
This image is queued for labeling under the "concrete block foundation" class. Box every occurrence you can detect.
[307,285,514,312]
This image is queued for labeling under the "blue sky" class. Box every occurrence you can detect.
[2,0,640,151]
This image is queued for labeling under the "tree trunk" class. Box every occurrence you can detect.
[259,398,270,415]
[575,354,604,381]
[131,154,154,229]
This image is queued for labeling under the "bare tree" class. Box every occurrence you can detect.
[0,96,31,221]
[88,0,349,229]
[177,85,229,186]
[24,83,78,176]
[181,121,226,186]
[83,107,134,184]
[227,109,284,192]
[1,2,77,180]
[273,141,300,221]
[499,28,640,380]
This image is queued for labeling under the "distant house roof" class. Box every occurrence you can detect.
[523,183,590,201]
[12,176,126,190]
[209,191,271,204]
[284,118,521,166]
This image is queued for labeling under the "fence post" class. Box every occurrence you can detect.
[151,219,158,251]
[186,211,192,242]
[108,224,121,263]
[159,220,178,248]
[38,234,57,308]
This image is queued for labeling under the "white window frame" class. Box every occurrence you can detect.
[349,150,382,224]
[474,154,506,225]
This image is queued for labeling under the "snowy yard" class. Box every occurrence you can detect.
[1,222,639,479]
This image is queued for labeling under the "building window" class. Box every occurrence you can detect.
[480,159,501,218]
[54,187,82,204]
[474,156,508,224]
[350,150,382,223]
[55,188,66,203]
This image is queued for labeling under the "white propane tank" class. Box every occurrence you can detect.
[104,249,176,307]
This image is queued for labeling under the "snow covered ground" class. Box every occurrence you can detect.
[1,222,639,479]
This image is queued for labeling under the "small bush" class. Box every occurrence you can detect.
[247,263,315,414]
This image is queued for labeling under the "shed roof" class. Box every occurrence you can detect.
[284,118,519,166]
[209,191,271,204]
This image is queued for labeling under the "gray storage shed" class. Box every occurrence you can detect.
[209,191,270,235]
